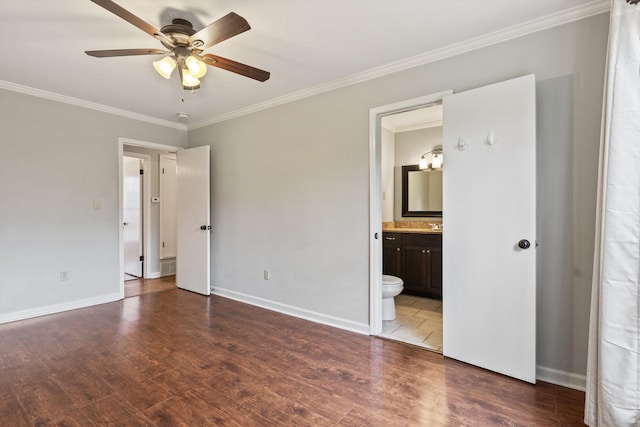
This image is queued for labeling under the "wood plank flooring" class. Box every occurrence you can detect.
[124,275,176,298]
[0,289,586,426]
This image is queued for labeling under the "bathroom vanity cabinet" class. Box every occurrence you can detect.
[382,232,402,277]
[383,231,442,299]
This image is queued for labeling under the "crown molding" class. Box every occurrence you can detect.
[189,0,609,130]
[395,120,443,134]
[0,80,187,131]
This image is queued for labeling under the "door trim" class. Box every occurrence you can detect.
[118,137,183,299]
[368,90,453,335]
[123,152,150,279]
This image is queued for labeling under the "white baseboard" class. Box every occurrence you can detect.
[148,272,161,279]
[0,292,122,324]
[211,287,370,335]
[536,365,586,391]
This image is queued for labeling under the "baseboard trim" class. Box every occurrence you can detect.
[211,287,370,335]
[148,272,161,279]
[536,365,586,391]
[0,292,122,324]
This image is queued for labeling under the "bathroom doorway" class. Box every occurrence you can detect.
[370,75,537,383]
[374,100,446,353]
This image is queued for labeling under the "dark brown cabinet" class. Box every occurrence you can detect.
[382,232,402,278]
[382,231,442,299]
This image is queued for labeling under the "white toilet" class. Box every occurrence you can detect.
[382,275,404,321]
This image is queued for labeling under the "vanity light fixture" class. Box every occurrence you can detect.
[419,145,444,170]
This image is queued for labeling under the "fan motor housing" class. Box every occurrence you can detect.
[160,18,197,48]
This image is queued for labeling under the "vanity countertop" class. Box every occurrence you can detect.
[382,225,442,235]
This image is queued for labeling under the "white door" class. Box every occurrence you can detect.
[160,154,177,259]
[442,75,536,383]
[123,156,143,277]
[176,146,211,295]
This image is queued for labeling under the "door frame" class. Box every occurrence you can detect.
[123,152,150,279]
[368,90,452,335]
[118,137,183,298]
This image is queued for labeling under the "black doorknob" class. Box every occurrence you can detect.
[518,239,531,249]
[200,225,207,230]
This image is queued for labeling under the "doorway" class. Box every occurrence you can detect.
[374,101,447,353]
[369,90,452,337]
[118,138,212,299]
[118,138,181,299]
[370,75,537,384]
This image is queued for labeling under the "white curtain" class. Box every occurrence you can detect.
[585,0,640,426]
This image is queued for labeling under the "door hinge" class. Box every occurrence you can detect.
[162,168,165,174]
[140,169,144,175]
[162,242,165,248]
[139,255,144,262]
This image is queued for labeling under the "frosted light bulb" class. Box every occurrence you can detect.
[185,55,207,79]
[153,56,176,79]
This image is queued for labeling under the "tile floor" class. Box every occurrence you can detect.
[379,293,443,352]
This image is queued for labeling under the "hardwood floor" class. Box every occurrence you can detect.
[1,289,585,426]
[124,275,176,298]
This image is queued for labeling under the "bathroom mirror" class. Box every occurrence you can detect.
[402,164,443,217]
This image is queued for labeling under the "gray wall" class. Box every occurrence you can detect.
[0,90,187,317]
[188,13,608,377]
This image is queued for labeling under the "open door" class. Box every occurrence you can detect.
[176,146,211,295]
[123,156,143,277]
[442,75,536,383]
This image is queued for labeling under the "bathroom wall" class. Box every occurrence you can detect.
[188,13,608,381]
[393,127,443,222]
[381,127,395,223]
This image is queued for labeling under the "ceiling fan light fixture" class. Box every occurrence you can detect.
[181,69,201,88]
[153,56,176,79]
[185,55,207,79]
[85,2,270,90]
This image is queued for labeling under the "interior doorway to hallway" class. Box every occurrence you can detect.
[119,138,181,299]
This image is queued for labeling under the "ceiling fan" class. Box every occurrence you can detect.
[85,0,270,90]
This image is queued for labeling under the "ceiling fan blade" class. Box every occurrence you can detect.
[190,12,251,49]
[85,48,167,58]
[89,0,173,45]
[202,54,270,82]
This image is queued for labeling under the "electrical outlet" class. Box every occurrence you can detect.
[60,271,69,281]
[263,269,270,280]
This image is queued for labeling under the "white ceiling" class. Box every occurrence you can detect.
[0,0,606,128]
